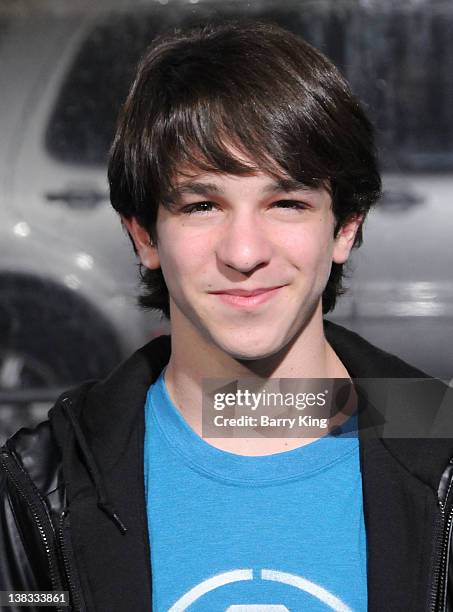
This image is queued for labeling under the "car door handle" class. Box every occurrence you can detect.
[45,187,108,209]
[379,189,424,211]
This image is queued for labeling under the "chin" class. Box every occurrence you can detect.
[212,329,288,361]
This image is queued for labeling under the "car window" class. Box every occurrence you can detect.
[45,2,453,171]
[344,6,453,172]
[45,10,174,167]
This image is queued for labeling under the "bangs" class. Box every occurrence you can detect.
[146,76,331,206]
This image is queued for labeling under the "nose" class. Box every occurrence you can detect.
[216,212,273,274]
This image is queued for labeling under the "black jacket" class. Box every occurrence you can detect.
[1,320,453,611]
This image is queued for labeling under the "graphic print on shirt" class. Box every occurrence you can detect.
[169,568,353,611]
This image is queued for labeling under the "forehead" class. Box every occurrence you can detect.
[168,169,327,199]
[182,172,306,189]
[161,141,331,204]
[163,137,330,196]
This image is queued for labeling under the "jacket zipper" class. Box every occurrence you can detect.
[58,509,84,612]
[430,461,453,611]
[438,506,453,610]
[0,448,66,612]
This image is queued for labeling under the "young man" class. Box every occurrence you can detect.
[1,22,452,612]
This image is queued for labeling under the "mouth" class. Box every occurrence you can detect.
[209,285,286,308]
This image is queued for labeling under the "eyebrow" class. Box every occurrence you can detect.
[164,177,317,203]
[262,178,316,194]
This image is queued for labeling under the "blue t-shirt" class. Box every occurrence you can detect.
[144,369,367,611]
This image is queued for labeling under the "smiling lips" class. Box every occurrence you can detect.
[209,286,285,308]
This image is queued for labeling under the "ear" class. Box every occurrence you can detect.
[122,216,160,269]
[332,214,364,264]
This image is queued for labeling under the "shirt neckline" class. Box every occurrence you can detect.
[146,368,359,486]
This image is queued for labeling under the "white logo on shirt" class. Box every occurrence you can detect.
[169,568,353,611]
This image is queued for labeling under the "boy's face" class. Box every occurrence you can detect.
[127,163,360,360]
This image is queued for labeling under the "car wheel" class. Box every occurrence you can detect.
[0,273,123,390]
[0,273,124,441]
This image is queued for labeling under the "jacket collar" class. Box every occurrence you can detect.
[323,319,452,492]
[50,320,452,611]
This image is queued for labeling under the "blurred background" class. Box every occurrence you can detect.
[1,0,452,443]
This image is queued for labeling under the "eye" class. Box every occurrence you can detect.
[181,201,217,215]
[272,200,308,211]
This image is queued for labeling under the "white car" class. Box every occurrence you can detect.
[0,0,451,420]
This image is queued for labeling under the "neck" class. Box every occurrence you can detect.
[163,305,351,455]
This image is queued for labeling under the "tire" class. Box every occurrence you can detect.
[0,273,123,390]
[0,273,124,443]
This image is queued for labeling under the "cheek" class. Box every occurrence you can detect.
[281,224,335,269]
[157,226,212,289]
